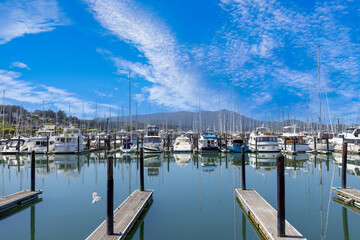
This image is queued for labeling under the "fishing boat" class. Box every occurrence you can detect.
[143,125,163,153]
[198,134,219,152]
[173,135,192,152]
[248,127,279,152]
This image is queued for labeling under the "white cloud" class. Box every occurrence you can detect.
[0,0,68,44]
[10,61,30,70]
[86,0,217,111]
[0,69,117,117]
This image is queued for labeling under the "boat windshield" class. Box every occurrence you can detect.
[144,137,162,143]
[257,137,277,142]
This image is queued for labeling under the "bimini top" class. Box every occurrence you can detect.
[202,134,217,139]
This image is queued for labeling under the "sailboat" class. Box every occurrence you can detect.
[308,46,335,152]
[120,70,136,153]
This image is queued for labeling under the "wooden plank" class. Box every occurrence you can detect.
[236,189,306,240]
[0,190,42,214]
[87,190,153,240]
[332,187,360,208]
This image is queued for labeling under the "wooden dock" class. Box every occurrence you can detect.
[0,190,42,214]
[332,187,360,209]
[87,190,153,240]
[236,189,306,240]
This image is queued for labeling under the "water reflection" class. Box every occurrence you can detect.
[200,153,218,172]
[1,151,360,240]
[144,154,162,177]
[174,153,191,168]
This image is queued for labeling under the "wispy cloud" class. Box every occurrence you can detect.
[86,0,218,111]
[0,0,68,44]
[201,0,360,117]
[0,69,116,117]
[10,61,30,70]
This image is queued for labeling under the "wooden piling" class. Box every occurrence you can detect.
[293,138,296,153]
[77,135,80,154]
[46,136,49,154]
[107,155,114,235]
[314,137,317,150]
[326,136,329,152]
[284,137,287,152]
[342,142,347,189]
[140,147,144,191]
[114,135,116,149]
[277,154,285,237]
[31,151,35,191]
[241,145,246,190]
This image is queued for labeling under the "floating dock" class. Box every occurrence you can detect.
[332,187,360,209]
[0,190,42,214]
[235,189,306,240]
[87,190,153,240]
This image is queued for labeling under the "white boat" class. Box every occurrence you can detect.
[198,135,219,152]
[173,135,192,152]
[249,127,279,152]
[2,137,27,154]
[21,129,57,154]
[0,139,8,151]
[331,128,360,154]
[120,136,137,153]
[143,125,163,153]
[53,128,85,153]
[278,126,309,153]
[308,133,335,152]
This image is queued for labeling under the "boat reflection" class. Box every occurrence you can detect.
[174,153,191,168]
[144,154,162,177]
[200,153,218,172]
[248,152,277,171]
[333,153,360,177]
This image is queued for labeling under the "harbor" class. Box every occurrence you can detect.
[0,150,359,239]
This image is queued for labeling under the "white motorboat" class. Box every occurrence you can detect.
[21,129,57,153]
[2,137,27,154]
[331,128,360,154]
[278,126,309,153]
[308,132,335,152]
[249,127,279,152]
[143,125,163,153]
[53,128,85,153]
[173,135,192,152]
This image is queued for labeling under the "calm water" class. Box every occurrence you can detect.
[1,151,360,240]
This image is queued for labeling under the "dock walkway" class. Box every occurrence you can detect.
[333,187,360,208]
[236,189,306,240]
[87,190,153,240]
[0,190,42,214]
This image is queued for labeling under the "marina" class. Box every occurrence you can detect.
[0,150,360,239]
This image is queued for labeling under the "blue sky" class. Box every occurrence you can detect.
[0,0,359,123]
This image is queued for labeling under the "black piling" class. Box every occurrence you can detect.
[31,151,35,191]
[114,135,116,149]
[284,137,287,152]
[277,153,285,237]
[314,137,317,150]
[140,147,144,191]
[255,138,258,152]
[46,136,49,154]
[326,135,329,152]
[293,137,296,153]
[342,142,347,189]
[241,145,246,190]
[107,155,114,235]
[77,135,80,154]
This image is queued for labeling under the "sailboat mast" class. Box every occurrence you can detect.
[2,90,5,138]
[317,45,322,133]
[128,70,132,136]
